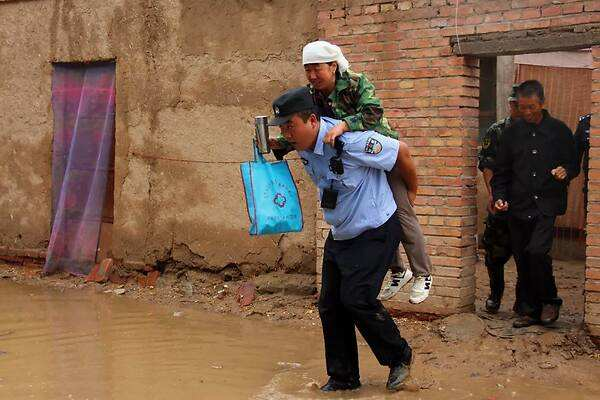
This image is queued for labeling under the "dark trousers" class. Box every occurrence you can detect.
[319,216,411,383]
[509,214,562,317]
[482,213,512,298]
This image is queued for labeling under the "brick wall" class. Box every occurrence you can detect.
[587,45,600,337]
[314,0,600,320]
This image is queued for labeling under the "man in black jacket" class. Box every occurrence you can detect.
[491,80,577,328]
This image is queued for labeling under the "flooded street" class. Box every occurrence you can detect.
[0,280,322,400]
[1,279,599,400]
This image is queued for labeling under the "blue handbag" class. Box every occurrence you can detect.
[240,144,304,235]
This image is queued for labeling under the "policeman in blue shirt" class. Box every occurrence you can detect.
[269,87,414,392]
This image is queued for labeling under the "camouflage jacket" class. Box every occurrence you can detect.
[574,113,591,178]
[478,117,513,172]
[312,69,398,139]
[276,70,397,150]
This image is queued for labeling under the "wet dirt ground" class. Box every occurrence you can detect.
[0,260,599,400]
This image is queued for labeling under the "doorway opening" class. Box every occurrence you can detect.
[46,61,116,276]
[474,50,592,324]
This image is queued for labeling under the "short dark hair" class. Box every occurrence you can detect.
[517,80,545,103]
[296,109,318,123]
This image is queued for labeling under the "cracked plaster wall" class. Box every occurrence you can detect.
[0,0,319,274]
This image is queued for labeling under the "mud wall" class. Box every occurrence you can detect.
[0,0,319,274]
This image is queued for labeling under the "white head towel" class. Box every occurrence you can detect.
[302,40,350,73]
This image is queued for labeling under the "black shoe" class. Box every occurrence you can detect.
[387,356,412,391]
[540,303,560,325]
[512,301,524,316]
[485,296,501,313]
[512,315,540,328]
[320,378,361,392]
[513,301,534,317]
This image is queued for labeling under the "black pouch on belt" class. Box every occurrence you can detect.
[321,186,338,209]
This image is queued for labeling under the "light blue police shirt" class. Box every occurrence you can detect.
[298,117,399,240]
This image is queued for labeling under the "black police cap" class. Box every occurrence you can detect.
[508,84,519,102]
[269,87,315,126]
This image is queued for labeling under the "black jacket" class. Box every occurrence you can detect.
[491,110,577,218]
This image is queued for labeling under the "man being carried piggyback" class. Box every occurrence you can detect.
[268,86,416,392]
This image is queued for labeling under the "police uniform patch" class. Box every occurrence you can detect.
[364,137,382,154]
[482,136,491,149]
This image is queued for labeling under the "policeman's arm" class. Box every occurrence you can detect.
[391,141,418,196]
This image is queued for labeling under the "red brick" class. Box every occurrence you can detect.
[511,0,553,8]
[364,4,380,14]
[541,5,562,17]
[475,22,511,34]
[138,270,161,287]
[511,19,551,30]
[586,280,600,292]
[585,302,600,316]
[587,268,600,280]
[587,291,600,303]
[522,7,542,18]
[563,2,584,14]
[503,9,524,20]
[85,258,114,283]
[550,13,595,26]
[585,1,600,12]
[317,10,332,21]
[331,9,346,18]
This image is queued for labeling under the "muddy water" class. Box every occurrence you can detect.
[1,281,599,400]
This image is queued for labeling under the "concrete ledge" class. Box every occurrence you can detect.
[0,247,151,273]
[0,247,46,263]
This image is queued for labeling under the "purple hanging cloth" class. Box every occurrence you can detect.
[45,63,115,276]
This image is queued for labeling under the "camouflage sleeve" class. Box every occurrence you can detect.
[272,135,294,160]
[478,124,499,172]
[342,74,385,132]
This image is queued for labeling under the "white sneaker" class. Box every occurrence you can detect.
[379,269,413,301]
[409,275,432,304]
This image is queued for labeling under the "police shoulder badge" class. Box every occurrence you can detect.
[364,137,382,154]
[482,136,491,149]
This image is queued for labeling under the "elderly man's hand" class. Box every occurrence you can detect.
[494,199,509,212]
[323,121,348,147]
[268,138,284,150]
[551,166,567,181]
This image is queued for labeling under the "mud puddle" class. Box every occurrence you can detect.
[1,280,599,400]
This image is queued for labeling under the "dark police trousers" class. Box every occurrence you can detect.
[509,214,562,317]
[482,212,519,301]
[319,216,412,382]
[482,213,512,298]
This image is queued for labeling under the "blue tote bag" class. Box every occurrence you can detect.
[240,144,303,235]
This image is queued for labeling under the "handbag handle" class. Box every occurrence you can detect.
[253,140,267,164]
